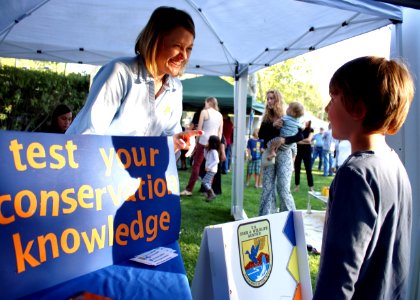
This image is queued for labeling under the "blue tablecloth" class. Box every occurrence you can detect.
[20,241,192,300]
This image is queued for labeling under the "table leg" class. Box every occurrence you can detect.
[307,193,312,214]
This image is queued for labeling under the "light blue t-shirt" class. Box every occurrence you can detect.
[312,132,324,148]
[280,115,301,138]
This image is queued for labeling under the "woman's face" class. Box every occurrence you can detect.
[156,26,194,78]
[57,112,72,132]
[266,92,276,109]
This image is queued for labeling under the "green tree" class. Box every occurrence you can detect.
[0,65,89,131]
[255,56,325,118]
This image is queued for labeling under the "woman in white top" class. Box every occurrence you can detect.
[181,97,223,196]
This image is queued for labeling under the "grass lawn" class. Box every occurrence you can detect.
[177,160,334,291]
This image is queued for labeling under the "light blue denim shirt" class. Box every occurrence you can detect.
[66,56,182,137]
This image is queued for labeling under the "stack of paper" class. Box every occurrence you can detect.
[130,247,178,266]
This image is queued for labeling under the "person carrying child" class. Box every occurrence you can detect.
[202,135,221,202]
[246,128,264,188]
[266,101,304,161]
[313,56,414,299]
[258,90,304,216]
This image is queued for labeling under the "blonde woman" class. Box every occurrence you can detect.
[67,6,201,152]
[258,89,303,215]
[181,97,223,196]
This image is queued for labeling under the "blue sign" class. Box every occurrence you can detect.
[0,130,181,299]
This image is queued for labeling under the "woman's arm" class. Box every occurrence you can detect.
[197,109,207,131]
[284,128,304,144]
[218,118,224,139]
[298,131,313,145]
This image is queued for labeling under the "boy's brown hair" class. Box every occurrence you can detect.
[329,56,414,135]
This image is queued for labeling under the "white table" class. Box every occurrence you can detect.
[307,191,328,213]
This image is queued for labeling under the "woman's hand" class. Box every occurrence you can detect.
[273,118,283,129]
[173,130,204,155]
[277,137,286,145]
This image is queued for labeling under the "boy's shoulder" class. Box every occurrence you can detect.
[342,150,404,175]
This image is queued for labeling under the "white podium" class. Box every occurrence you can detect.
[191,211,313,300]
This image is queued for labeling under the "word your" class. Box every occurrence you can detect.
[99,146,160,176]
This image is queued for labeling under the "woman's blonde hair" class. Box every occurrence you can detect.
[329,56,415,134]
[134,6,195,78]
[205,97,220,111]
[262,89,285,123]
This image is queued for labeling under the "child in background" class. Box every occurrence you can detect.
[246,128,264,188]
[313,56,414,299]
[202,135,220,202]
[266,101,304,160]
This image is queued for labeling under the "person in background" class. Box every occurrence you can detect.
[265,101,304,160]
[258,89,303,216]
[181,97,223,196]
[322,123,334,176]
[178,125,188,170]
[311,127,324,170]
[245,128,263,188]
[48,104,73,133]
[221,111,234,174]
[202,135,221,202]
[211,135,226,195]
[66,6,201,153]
[294,120,314,192]
[199,134,226,195]
[186,107,204,167]
[313,56,414,299]
[331,139,351,173]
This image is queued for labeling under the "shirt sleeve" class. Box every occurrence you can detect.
[66,61,129,134]
[313,166,377,299]
[258,122,270,148]
[284,128,303,144]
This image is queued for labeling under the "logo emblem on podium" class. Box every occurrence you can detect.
[238,219,273,287]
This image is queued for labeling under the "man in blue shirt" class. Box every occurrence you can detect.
[311,127,324,170]
[322,125,334,176]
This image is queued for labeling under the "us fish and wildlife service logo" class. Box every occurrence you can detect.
[238,219,272,287]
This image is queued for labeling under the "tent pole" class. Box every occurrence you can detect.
[231,68,248,220]
[388,10,420,299]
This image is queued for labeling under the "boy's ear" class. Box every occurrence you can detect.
[351,101,366,121]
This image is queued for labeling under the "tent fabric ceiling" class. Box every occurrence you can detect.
[0,0,401,77]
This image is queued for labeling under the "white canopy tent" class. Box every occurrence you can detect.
[1,1,419,297]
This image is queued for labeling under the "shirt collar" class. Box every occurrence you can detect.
[136,55,176,91]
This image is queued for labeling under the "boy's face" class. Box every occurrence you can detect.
[325,92,357,140]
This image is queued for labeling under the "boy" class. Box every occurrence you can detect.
[246,128,264,188]
[313,56,414,299]
[266,101,304,160]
